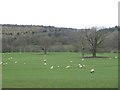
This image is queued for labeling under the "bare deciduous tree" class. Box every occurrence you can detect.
[69,30,86,58]
[85,27,105,58]
[38,34,53,54]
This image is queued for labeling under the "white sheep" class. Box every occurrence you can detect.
[50,66,54,69]
[66,66,70,68]
[82,65,86,67]
[15,61,18,63]
[115,56,118,59]
[82,59,84,61]
[44,60,47,63]
[70,61,72,62]
[79,65,83,68]
[44,63,47,65]
[0,62,3,65]
[90,68,95,73]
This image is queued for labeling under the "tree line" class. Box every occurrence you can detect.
[1,24,119,57]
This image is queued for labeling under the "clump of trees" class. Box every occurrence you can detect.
[1,24,119,57]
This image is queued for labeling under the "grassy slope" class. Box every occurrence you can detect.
[2,52,118,88]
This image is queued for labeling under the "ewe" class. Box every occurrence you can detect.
[90,69,95,73]
[44,63,47,65]
[44,60,47,63]
[15,61,18,63]
[0,62,3,65]
[66,66,70,68]
[115,56,117,59]
[82,65,85,67]
[79,65,83,68]
[82,59,84,61]
[50,66,54,69]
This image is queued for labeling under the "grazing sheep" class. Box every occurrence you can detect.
[82,65,86,67]
[115,56,118,59]
[79,65,83,68]
[24,63,26,64]
[70,61,72,62]
[90,69,95,73]
[66,66,70,68]
[0,62,3,65]
[50,66,54,69]
[57,66,60,68]
[15,61,18,63]
[82,59,84,61]
[44,63,47,65]
[44,60,47,63]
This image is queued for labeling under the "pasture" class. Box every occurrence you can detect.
[2,52,118,88]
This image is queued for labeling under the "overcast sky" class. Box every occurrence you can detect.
[0,0,119,29]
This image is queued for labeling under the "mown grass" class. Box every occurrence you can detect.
[2,52,118,88]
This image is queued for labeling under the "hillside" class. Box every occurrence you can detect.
[1,24,118,53]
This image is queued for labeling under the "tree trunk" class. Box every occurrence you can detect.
[82,52,84,58]
[44,47,47,55]
[81,47,85,58]
[92,51,96,58]
[81,42,85,58]
[92,47,96,58]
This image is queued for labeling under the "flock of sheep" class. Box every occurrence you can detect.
[43,59,95,73]
[1,53,118,74]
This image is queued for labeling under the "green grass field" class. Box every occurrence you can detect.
[2,52,118,88]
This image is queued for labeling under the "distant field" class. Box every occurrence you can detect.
[2,52,118,88]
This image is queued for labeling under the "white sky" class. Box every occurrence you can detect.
[0,0,119,29]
